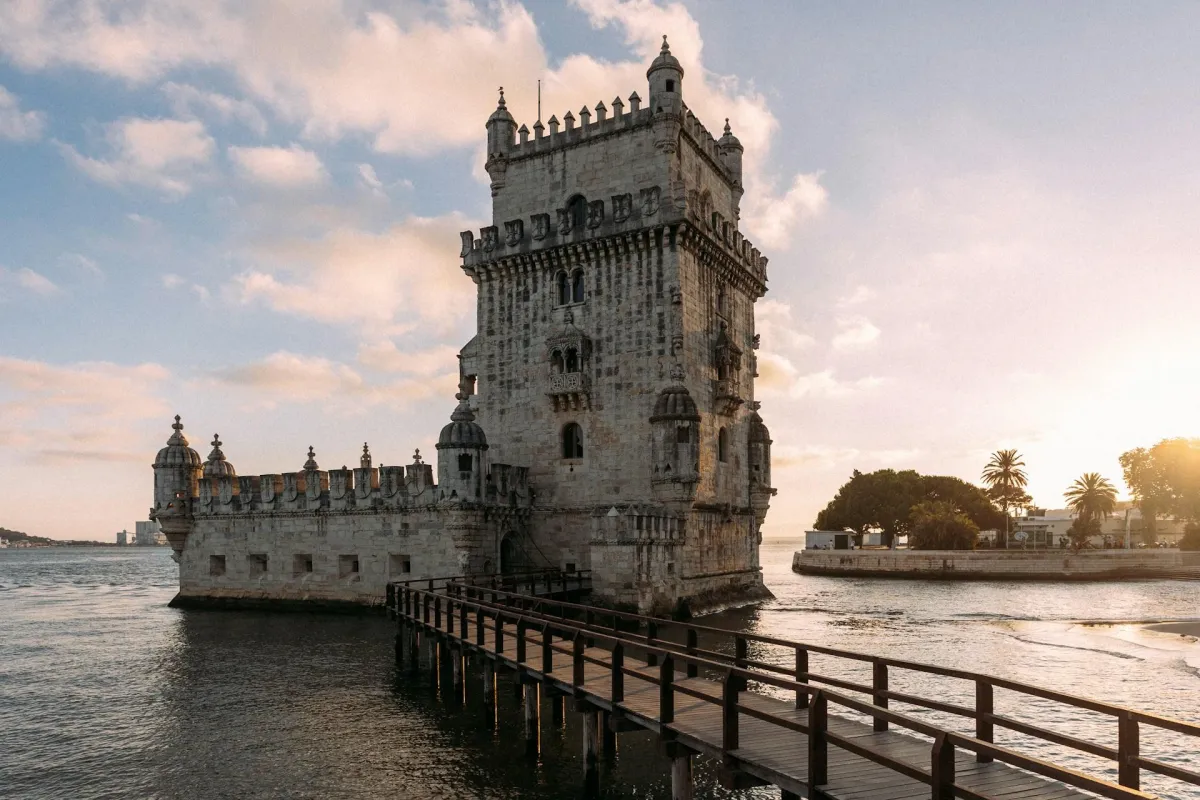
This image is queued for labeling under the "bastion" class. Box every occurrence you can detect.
[151,39,777,616]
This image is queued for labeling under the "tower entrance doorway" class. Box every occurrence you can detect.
[500,534,517,574]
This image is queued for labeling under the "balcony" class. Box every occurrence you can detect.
[713,378,744,416]
[548,371,591,411]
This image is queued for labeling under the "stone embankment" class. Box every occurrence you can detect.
[792,549,1200,581]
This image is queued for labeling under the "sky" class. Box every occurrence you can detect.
[2,0,1199,540]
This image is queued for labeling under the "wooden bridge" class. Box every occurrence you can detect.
[387,573,1200,800]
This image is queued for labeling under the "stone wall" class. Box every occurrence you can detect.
[793,549,1200,580]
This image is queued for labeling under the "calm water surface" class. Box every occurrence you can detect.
[1,542,1197,800]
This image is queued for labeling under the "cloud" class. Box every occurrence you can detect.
[59,117,214,195]
[743,172,828,249]
[162,81,268,134]
[202,350,455,411]
[356,342,460,376]
[758,356,883,399]
[0,85,46,140]
[162,273,211,302]
[837,286,875,308]
[1,267,60,296]
[756,299,815,352]
[232,212,477,334]
[831,316,881,351]
[228,143,326,187]
[60,253,104,278]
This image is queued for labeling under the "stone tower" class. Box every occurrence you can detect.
[458,37,775,614]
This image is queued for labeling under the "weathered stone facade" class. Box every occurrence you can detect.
[153,39,775,615]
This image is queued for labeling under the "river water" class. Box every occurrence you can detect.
[1,541,1197,800]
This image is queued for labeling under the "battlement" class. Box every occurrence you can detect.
[459,180,767,288]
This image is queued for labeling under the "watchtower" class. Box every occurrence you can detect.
[460,37,775,613]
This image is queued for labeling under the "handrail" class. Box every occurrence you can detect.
[410,581,1200,794]
[396,585,1168,800]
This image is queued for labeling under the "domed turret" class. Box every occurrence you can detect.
[203,433,236,478]
[436,389,489,502]
[485,87,517,198]
[747,403,776,525]
[151,415,201,556]
[651,384,701,422]
[647,35,684,115]
[718,118,744,187]
[302,445,319,471]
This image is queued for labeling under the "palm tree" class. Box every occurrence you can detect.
[981,449,1028,547]
[1064,473,1118,523]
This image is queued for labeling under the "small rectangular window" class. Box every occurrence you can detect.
[665,80,675,92]
[293,554,313,576]
[247,553,268,576]
[209,555,226,577]
[389,554,412,576]
[564,562,576,573]
[339,554,360,578]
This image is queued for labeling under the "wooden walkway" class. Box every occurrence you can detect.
[391,582,1200,800]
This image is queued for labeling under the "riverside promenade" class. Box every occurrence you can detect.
[793,549,1200,581]
[388,572,1200,800]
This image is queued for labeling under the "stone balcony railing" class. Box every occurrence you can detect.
[548,371,591,411]
[714,378,744,416]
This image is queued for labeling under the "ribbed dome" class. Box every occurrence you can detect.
[154,415,202,469]
[651,385,701,422]
[748,411,772,444]
[203,434,236,478]
[437,396,489,449]
[647,35,683,78]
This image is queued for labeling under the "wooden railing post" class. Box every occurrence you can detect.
[446,598,454,635]
[542,625,553,674]
[686,629,699,678]
[975,680,993,763]
[646,621,658,667]
[1119,711,1140,790]
[496,613,505,655]
[516,618,527,663]
[659,656,675,724]
[734,637,748,691]
[611,643,625,703]
[931,733,955,800]
[459,598,468,639]
[476,606,484,646]
[435,596,442,630]
[422,594,431,625]
[573,632,585,687]
[795,648,809,710]
[386,582,395,614]
[872,661,889,732]
[808,690,828,791]
[722,670,740,753]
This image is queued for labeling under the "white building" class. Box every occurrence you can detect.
[804,530,883,550]
[134,520,162,546]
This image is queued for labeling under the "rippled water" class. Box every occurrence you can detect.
[1,543,1197,800]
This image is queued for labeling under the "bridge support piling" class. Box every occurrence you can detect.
[550,692,564,726]
[582,708,600,774]
[451,646,463,691]
[482,660,495,705]
[523,683,539,753]
[670,752,693,800]
[601,710,616,757]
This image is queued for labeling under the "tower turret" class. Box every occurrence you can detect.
[718,118,745,216]
[646,35,683,113]
[650,383,701,502]
[203,434,236,478]
[151,415,201,556]
[436,374,489,502]
[484,87,517,198]
[747,403,776,526]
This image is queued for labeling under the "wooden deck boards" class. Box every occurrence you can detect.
[409,611,1096,800]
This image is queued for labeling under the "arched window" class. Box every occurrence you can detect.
[562,423,584,459]
[567,195,587,230]
[718,427,729,463]
[571,269,585,303]
[457,453,472,473]
[717,360,728,380]
[551,349,564,374]
[557,271,570,305]
[565,348,579,373]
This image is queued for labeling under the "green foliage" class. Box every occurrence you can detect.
[1065,516,1102,551]
[814,469,1003,546]
[908,501,979,550]
[1181,523,1200,552]
[1063,473,1118,523]
[980,449,1029,546]
[1118,439,1200,537]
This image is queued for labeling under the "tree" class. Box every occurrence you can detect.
[1064,473,1118,524]
[1065,516,1102,552]
[981,449,1028,548]
[1119,447,1166,545]
[1181,522,1200,552]
[908,501,979,550]
[814,469,1002,547]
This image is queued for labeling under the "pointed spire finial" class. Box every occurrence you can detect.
[303,445,318,471]
[724,118,731,135]
[497,86,506,108]
[211,433,221,449]
[413,448,423,464]
[173,415,183,432]
[661,34,670,54]
[361,442,372,469]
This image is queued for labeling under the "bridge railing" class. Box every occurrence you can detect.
[384,568,590,612]
[414,581,1200,796]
